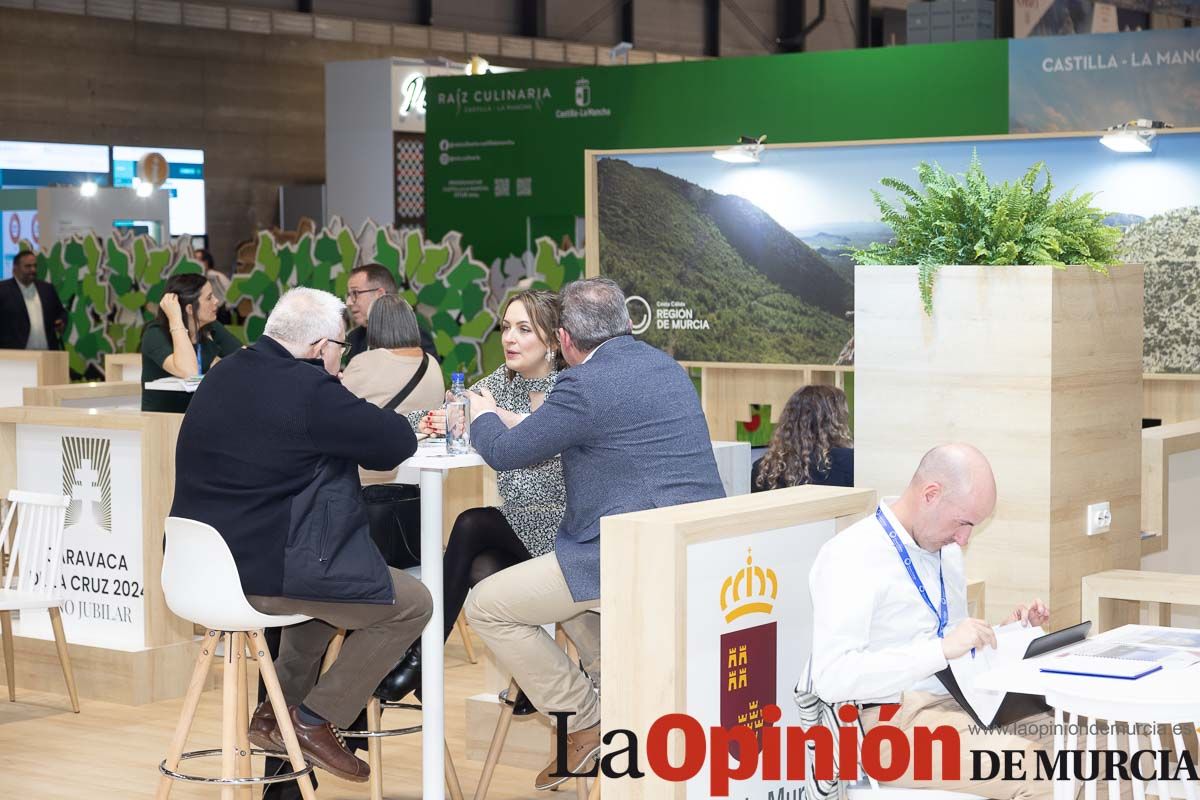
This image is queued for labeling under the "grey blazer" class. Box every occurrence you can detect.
[471,334,725,601]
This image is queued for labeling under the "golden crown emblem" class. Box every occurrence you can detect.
[719,548,778,623]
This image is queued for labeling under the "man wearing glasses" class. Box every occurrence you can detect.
[171,287,431,787]
[345,263,439,364]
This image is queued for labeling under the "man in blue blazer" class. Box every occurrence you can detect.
[465,277,725,789]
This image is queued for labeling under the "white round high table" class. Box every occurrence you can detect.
[395,443,485,800]
[976,625,1200,800]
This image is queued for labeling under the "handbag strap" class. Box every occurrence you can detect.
[382,353,431,412]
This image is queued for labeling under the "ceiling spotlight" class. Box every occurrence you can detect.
[136,181,154,198]
[1100,119,1170,153]
[80,180,98,197]
[713,135,767,164]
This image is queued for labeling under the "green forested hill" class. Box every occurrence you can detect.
[597,158,852,364]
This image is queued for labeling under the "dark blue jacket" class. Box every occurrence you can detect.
[170,336,417,604]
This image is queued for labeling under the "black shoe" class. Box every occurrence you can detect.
[375,645,422,703]
[499,686,537,716]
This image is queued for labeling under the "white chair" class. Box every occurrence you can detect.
[157,516,316,800]
[0,490,80,713]
[844,717,985,800]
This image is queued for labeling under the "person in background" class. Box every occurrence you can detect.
[751,385,854,491]
[140,272,242,413]
[342,294,446,484]
[170,287,431,786]
[463,278,725,790]
[0,250,68,351]
[374,290,568,704]
[196,248,233,326]
[808,444,1053,800]
[342,294,445,580]
[344,263,438,364]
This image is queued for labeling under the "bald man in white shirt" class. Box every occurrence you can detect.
[810,444,1054,800]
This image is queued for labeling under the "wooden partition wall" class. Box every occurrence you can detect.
[855,265,1144,629]
[600,485,875,800]
[103,352,142,383]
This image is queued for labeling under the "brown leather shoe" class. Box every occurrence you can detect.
[534,722,600,791]
[284,706,370,783]
[247,701,284,752]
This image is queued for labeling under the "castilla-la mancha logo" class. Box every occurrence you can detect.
[575,78,591,107]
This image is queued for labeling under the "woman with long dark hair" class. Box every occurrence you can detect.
[140,272,242,413]
[752,385,854,491]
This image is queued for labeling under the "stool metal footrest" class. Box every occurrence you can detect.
[340,723,423,739]
[159,747,314,786]
[341,700,424,739]
[379,700,422,712]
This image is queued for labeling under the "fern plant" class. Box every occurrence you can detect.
[852,153,1122,314]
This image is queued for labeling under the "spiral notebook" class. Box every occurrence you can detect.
[1036,642,1198,680]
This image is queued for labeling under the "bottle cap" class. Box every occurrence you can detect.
[451,371,465,382]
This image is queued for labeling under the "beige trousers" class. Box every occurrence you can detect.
[861,692,1059,800]
[464,552,601,732]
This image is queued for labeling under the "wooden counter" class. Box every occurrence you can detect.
[0,349,69,407]
[0,407,195,705]
[24,381,141,410]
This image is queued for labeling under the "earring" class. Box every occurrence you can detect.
[545,349,556,363]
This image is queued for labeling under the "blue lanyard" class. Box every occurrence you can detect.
[876,506,947,638]
[195,342,204,376]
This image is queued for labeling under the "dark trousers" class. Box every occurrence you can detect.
[440,507,533,642]
[254,568,432,798]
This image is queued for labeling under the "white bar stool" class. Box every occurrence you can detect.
[156,516,316,800]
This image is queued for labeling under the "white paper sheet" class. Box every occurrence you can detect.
[948,622,1044,727]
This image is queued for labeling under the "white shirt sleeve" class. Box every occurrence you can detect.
[808,545,949,704]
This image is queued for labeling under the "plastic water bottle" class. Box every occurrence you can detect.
[445,371,471,455]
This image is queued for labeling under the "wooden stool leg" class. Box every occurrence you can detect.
[156,630,221,800]
[252,629,317,800]
[456,614,478,664]
[47,607,80,713]
[446,740,465,800]
[221,632,240,800]
[367,696,384,800]
[587,773,602,800]
[1,610,15,703]
[320,628,345,676]
[472,678,520,800]
[235,634,252,800]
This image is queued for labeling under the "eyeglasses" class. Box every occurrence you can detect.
[346,287,385,302]
[312,338,351,357]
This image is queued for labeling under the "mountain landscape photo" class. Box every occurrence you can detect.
[597,158,854,365]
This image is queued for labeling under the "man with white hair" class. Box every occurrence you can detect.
[170,287,431,785]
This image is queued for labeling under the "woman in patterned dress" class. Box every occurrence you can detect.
[376,289,568,701]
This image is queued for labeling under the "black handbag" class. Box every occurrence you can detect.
[360,354,431,570]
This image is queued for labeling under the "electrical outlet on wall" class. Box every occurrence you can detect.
[1087,501,1111,535]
